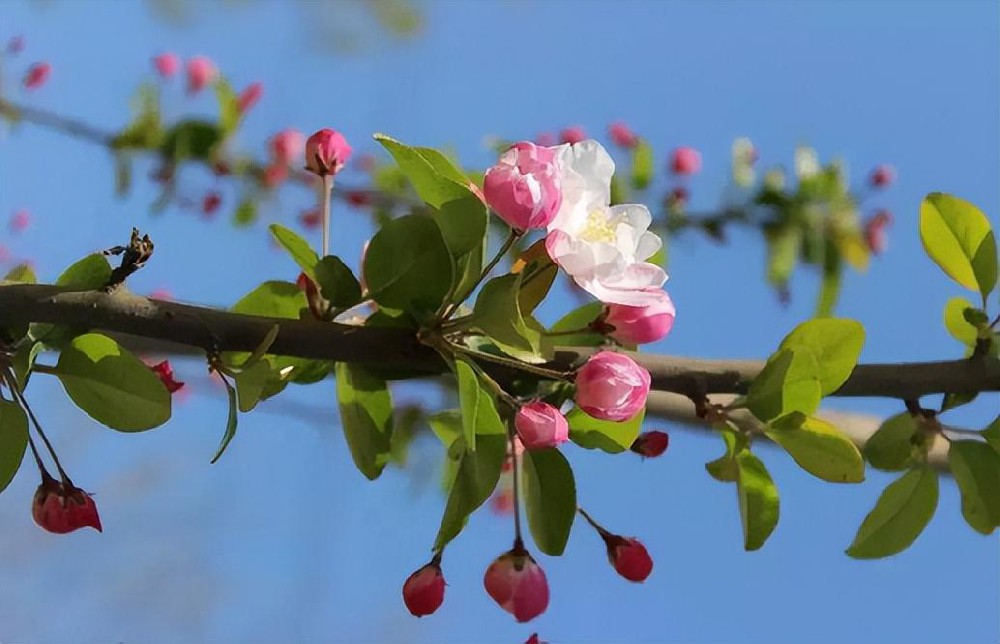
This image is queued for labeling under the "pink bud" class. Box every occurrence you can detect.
[630,430,669,458]
[606,536,653,582]
[346,191,372,208]
[354,153,377,173]
[7,36,25,55]
[237,81,263,114]
[484,547,549,623]
[202,191,222,217]
[269,129,305,166]
[305,128,353,176]
[535,132,556,147]
[869,164,896,188]
[149,360,184,394]
[186,55,217,94]
[667,187,689,208]
[608,121,639,149]
[490,487,514,515]
[262,163,288,189]
[603,289,676,345]
[149,287,173,301]
[864,209,893,255]
[514,402,569,450]
[575,351,650,422]
[23,62,50,90]
[296,272,326,320]
[483,141,563,231]
[559,126,587,145]
[299,208,322,229]
[9,209,30,234]
[32,473,102,534]
[402,562,446,617]
[152,52,180,78]
[669,147,702,175]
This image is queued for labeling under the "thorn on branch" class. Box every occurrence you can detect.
[105,227,154,289]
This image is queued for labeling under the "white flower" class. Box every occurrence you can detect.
[544,140,667,306]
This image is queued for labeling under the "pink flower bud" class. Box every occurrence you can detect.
[483,141,562,231]
[346,190,372,208]
[525,635,547,644]
[869,164,896,188]
[9,209,30,233]
[535,132,556,147]
[630,430,669,458]
[864,209,893,255]
[299,208,321,229]
[186,55,217,94]
[606,536,653,582]
[23,62,50,90]
[575,351,650,422]
[354,153,377,173]
[296,272,326,320]
[402,562,446,617]
[603,289,676,345]
[237,81,263,114]
[32,473,102,534]
[7,36,24,55]
[262,163,288,189]
[667,187,689,209]
[149,360,184,394]
[514,402,569,450]
[669,147,702,175]
[559,126,587,145]
[305,128,353,176]
[152,52,180,78]
[608,121,639,149]
[484,547,549,623]
[269,129,305,166]
[490,487,514,515]
[202,191,222,217]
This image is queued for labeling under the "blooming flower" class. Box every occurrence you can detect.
[23,62,50,90]
[32,472,102,534]
[483,142,562,231]
[484,546,549,623]
[545,140,666,306]
[186,56,217,94]
[305,128,352,176]
[152,52,180,78]
[603,289,676,344]
[402,562,446,617]
[515,402,569,450]
[575,350,650,422]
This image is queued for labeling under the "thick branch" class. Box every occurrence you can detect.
[3,283,998,400]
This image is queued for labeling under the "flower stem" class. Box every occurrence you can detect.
[577,506,612,539]
[3,369,69,480]
[510,428,524,547]
[438,229,521,323]
[449,342,572,381]
[320,174,333,257]
[544,326,595,337]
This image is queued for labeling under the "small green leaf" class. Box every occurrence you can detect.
[428,410,463,448]
[455,359,506,452]
[314,256,363,309]
[631,139,654,190]
[948,440,1000,534]
[567,407,644,454]
[778,318,865,396]
[54,333,171,431]
[231,281,307,319]
[214,78,241,134]
[374,134,471,208]
[473,273,542,359]
[211,376,239,463]
[435,195,489,258]
[920,192,997,299]
[3,264,36,283]
[235,360,283,413]
[982,416,1000,455]
[433,433,506,550]
[523,447,577,556]
[0,399,29,493]
[815,242,843,318]
[705,423,742,482]
[335,362,393,480]
[863,413,918,472]
[766,414,864,483]
[269,224,320,279]
[736,450,780,551]
[547,301,605,347]
[364,214,454,318]
[943,297,979,347]
[764,225,801,289]
[56,253,112,290]
[746,348,822,422]
[233,198,257,226]
[160,119,222,162]
[846,466,938,559]
[11,341,42,390]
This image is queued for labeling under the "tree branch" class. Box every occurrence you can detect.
[3,283,997,400]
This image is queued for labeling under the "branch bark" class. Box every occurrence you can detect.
[3,283,998,401]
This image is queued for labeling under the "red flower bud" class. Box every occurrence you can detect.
[402,562,446,617]
[670,147,702,175]
[305,128,352,177]
[152,52,180,78]
[23,62,51,90]
[299,208,322,229]
[296,272,326,320]
[864,209,893,255]
[9,209,30,233]
[525,635,547,644]
[32,473,102,534]
[484,546,549,623]
[186,55,217,94]
[630,430,669,458]
[608,121,639,149]
[149,360,184,394]
[559,126,587,145]
[202,191,222,217]
[868,164,896,188]
[605,536,653,582]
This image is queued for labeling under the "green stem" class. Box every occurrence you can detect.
[3,368,69,481]
[509,428,524,545]
[449,342,571,381]
[320,174,333,257]
[438,229,520,323]
[577,506,612,539]
[544,326,595,337]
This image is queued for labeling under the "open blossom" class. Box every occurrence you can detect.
[603,289,675,344]
[32,472,102,534]
[153,52,180,78]
[608,121,639,148]
[575,350,650,422]
[186,56,217,93]
[545,140,666,306]
[483,142,562,231]
[237,81,264,114]
[515,402,569,450]
[402,562,446,617]
[305,128,352,176]
[484,547,549,623]
[23,62,51,90]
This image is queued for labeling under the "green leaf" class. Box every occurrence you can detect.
[214,78,241,134]
[920,192,998,299]
[11,340,42,390]
[765,225,801,289]
[815,242,843,318]
[513,239,558,315]
[231,281,307,318]
[982,416,1000,455]
[314,256,363,309]
[4,263,37,283]
[160,119,223,162]
[428,410,464,449]
[269,224,320,279]
[547,301,605,347]
[778,318,865,396]
[335,362,394,480]
[56,253,112,290]
[433,433,506,550]
[846,466,939,559]
[374,134,471,208]
[211,376,239,463]
[235,360,284,413]
[863,413,918,472]
[705,425,742,482]
[435,195,489,258]
[567,406,644,454]
[363,214,454,317]
[746,348,822,422]
[0,399,28,493]
[523,447,577,556]
[943,297,979,347]
[473,273,542,359]
[948,440,1000,534]
[54,333,171,431]
[233,197,257,226]
[455,359,505,452]
[631,139,654,190]
[766,414,864,483]
[736,449,780,551]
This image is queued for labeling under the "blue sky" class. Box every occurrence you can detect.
[0,1,997,642]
